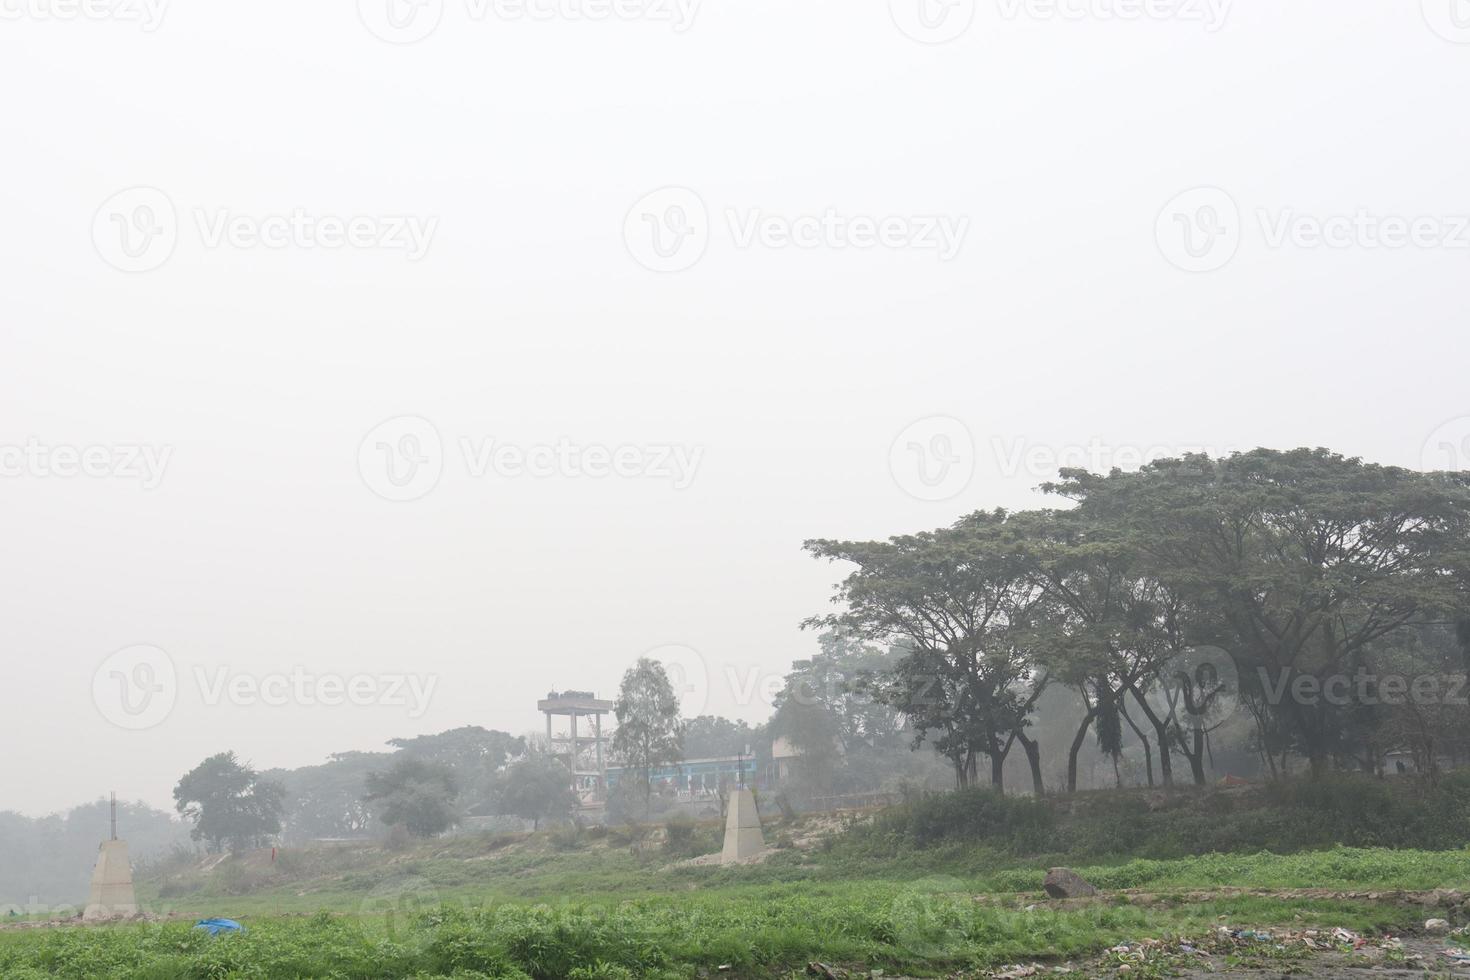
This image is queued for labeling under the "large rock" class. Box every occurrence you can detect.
[1043,867,1097,899]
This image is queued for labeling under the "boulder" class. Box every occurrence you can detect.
[1043,867,1097,899]
[1425,918,1451,934]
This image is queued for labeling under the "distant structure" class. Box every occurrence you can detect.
[720,787,764,864]
[83,793,137,921]
[537,690,614,803]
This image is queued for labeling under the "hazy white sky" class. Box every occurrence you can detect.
[2,0,1468,816]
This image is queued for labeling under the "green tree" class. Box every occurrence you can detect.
[1050,449,1470,778]
[612,657,683,814]
[364,757,460,838]
[173,752,285,854]
[264,751,388,843]
[806,511,1049,793]
[681,715,755,759]
[387,727,525,812]
[494,753,578,829]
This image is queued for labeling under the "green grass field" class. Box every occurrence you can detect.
[2,843,1464,978]
[5,781,1467,978]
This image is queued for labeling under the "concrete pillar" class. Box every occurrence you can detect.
[83,839,137,921]
[720,788,765,864]
[570,711,579,764]
[594,712,604,791]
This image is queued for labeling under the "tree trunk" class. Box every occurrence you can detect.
[1017,731,1044,797]
[1121,706,1154,789]
[1127,685,1173,787]
[1067,709,1097,794]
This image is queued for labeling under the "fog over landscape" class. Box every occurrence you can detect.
[3,2,1466,820]
[3,6,1470,978]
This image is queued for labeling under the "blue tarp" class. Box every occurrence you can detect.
[194,918,246,936]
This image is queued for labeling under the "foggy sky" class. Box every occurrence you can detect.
[2,0,1468,816]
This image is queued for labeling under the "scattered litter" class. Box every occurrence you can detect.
[805,963,847,979]
[1442,947,1470,966]
[193,918,246,937]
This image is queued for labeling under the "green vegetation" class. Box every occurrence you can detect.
[0,883,1431,980]
[835,774,1470,870]
[7,777,1470,978]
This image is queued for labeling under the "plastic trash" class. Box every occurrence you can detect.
[194,918,247,936]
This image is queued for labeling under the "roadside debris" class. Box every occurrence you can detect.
[985,925,1450,977]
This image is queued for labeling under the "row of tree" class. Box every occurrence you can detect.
[806,449,1470,793]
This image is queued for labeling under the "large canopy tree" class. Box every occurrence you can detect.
[173,752,286,854]
[806,510,1049,793]
[1049,449,1470,777]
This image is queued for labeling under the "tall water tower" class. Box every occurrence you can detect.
[537,690,614,799]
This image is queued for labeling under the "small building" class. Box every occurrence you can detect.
[605,755,758,798]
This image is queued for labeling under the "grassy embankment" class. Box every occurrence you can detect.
[1,775,1466,978]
